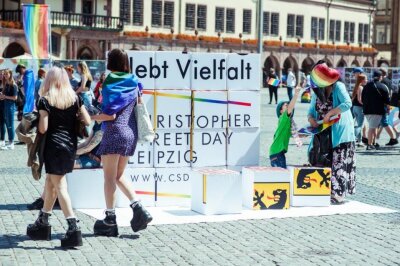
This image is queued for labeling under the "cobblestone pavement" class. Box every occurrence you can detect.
[1,89,400,265]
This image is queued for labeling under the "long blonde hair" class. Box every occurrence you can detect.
[78,61,93,81]
[352,74,366,100]
[40,67,76,109]
[4,69,16,87]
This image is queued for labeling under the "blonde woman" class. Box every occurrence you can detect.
[351,74,367,146]
[76,61,93,108]
[27,67,91,248]
[0,69,18,150]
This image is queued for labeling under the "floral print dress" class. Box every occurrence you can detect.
[315,97,356,203]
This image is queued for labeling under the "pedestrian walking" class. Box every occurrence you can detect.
[76,61,93,108]
[308,62,356,204]
[286,68,296,100]
[352,74,367,147]
[0,70,6,148]
[16,64,35,114]
[91,48,152,237]
[362,70,391,150]
[26,67,91,248]
[0,69,18,150]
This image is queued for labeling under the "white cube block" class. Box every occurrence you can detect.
[154,167,192,207]
[227,128,260,166]
[242,167,290,210]
[155,52,191,90]
[288,166,332,207]
[154,129,191,167]
[116,168,156,207]
[154,90,191,130]
[191,169,242,215]
[128,142,154,168]
[67,169,106,209]
[127,51,155,90]
[193,90,228,129]
[227,91,260,128]
[192,128,227,167]
[190,53,227,90]
[227,53,261,91]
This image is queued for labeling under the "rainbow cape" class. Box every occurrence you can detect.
[101,72,139,115]
[22,4,49,58]
[268,78,280,87]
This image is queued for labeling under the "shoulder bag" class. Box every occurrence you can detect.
[134,96,155,143]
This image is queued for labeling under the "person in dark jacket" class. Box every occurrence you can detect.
[362,70,391,150]
[267,68,279,104]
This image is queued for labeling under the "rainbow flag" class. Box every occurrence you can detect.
[298,115,341,136]
[268,78,280,87]
[22,4,49,58]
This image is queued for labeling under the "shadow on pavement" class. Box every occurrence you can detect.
[0,203,28,211]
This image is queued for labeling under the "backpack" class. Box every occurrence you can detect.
[308,127,333,167]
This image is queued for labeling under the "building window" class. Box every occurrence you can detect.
[163,1,174,28]
[132,0,143,26]
[63,0,76,12]
[344,22,349,43]
[363,24,369,44]
[263,12,270,35]
[271,13,279,36]
[51,33,61,55]
[197,5,207,30]
[151,0,162,27]
[311,17,318,39]
[215,7,225,32]
[226,8,235,33]
[350,22,355,43]
[329,20,341,42]
[375,23,390,44]
[359,23,370,44]
[318,18,325,40]
[120,0,131,24]
[243,9,252,34]
[185,4,195,29]
[376,0,392,16]
[296,15,303,38]
[287,14,295,37]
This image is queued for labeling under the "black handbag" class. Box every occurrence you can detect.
[308,127,333,167]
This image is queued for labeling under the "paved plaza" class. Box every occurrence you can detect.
[1,89,400,265]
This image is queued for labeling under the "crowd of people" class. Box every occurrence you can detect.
[269,61,400,206]
[0,49,152,248]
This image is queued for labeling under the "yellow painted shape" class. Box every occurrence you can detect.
[202,174,206,204]
[293,168,331,196]
[253,182,290,210]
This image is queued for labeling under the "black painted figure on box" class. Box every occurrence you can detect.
[26,67,91,248]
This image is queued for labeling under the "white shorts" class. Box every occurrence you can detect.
[365,115,382,129]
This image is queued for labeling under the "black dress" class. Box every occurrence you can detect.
[37,97,81,175]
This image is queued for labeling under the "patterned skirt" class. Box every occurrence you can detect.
[331,141,356,202]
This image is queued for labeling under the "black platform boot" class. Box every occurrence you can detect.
[61,218,83,248]
[93,211,119,237]
[130,202,153,233]
[27,211,51,240]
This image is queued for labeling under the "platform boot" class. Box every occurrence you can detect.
[61,218,83,248]
[27,211,52,240]
[130,202,153,232]
[93,211,119,237]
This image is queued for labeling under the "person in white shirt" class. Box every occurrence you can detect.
[286,68,296,100]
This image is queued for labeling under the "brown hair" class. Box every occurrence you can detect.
[352,74,366,100]
[107,48,130,73]
[64,65,74,74]
[4,69,16,87]
[38,68,46,79]
[78,61,93,81]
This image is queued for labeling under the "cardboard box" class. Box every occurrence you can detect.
[227,90,260,128]
[226,53,261,91]
[128,142,154,168]
[191,169,242,215]
[154,167,192,207]
[126,51,155,90]
[242,167,290,210]
[116,168,156,207]
[154,51,191,90]
[154,129,191,167]
[192,128,227,167]
[190,53,227,91]
[289,166,331,207]
[227,128,260,166]
[193,90,228,129]
[67,169,106,209]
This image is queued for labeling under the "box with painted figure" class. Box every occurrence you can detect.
[288,166,331,207]
[191,169,242,215]
[116,168,156,207]
[154,167,192,207]
[242,167,290,210]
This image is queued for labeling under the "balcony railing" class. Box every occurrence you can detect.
[0,10,123,31]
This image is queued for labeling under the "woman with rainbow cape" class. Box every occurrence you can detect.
[91,49,152,236]
[307,61,356,204]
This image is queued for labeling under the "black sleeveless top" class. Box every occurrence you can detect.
[78,78,92,91]
[352,87,362,107]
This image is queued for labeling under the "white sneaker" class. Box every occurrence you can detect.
[8,143,14,150]
[0,140,5,147]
